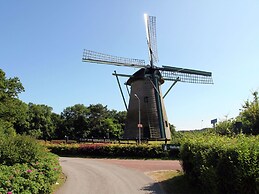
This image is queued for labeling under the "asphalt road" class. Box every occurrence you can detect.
[55,157,165,194]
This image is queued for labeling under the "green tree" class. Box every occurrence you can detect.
[26,103,55,140]
[87,104,125,139]
[238,91,259,135]
[60,104,90,139]
[170,123,176,138]
[0,119,16,138]
[87,104,109,138]
[215,118,235,136]
[0,69,27,132]
[60,104,126,140]
[51,112,63,139]
[102,118,123,139]
[111,110,126,131]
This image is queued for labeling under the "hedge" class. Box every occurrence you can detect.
[46,143,180,159]
[180,134,259,194]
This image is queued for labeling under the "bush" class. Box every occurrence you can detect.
[0,135,45,166]
[180,134,259,194]
[0,133,61,194]
[239,91,259,135]
[0,153,61,194]
[0,120,16,138]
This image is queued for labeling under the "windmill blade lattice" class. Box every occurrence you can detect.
[160,66,213,84]
[82,49,146,68]
[145,15,158,65]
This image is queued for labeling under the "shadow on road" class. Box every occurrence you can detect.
[155,175,203,194]
[141,182,165,194]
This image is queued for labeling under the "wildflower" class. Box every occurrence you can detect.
[7,191,12,194]
[27,169,32,173]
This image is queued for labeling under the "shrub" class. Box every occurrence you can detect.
[180,134,259,194]
[0,135,45,166]
[0,153,61,194]
[238,91,259,135]
[0,133,61,193]
[46,143,180,159]
[46,143,80,156]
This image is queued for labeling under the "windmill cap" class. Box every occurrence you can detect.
[126,68,164,85]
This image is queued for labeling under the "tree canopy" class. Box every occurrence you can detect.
[0,69,27,132]
[59,104,125,140]
[0,68,126,140]
[215,91,259,135]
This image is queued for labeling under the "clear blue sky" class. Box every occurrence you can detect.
[1,1,259,130]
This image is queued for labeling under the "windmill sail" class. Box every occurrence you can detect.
[144,14,158,65]
[82,49,146,68]
[160,66,213,84]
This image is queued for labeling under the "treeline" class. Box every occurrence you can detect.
[0,68,126,140]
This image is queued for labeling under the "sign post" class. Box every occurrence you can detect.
[135,94,141,144]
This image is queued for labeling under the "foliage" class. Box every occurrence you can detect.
[0,69,27,132]
[0,69,126,141]
[59,104,90,139]
[0,153,61,194]
[26,103,55,140]
[238,91,259,135]
[59,104,126,140]
[0,119,16,138]
[170,123,176,138]
[215,118,235,136]
[214,91,259,136]
[46,142,180,159]
[0,69,24,98]
[171,129,214,145]
[0,128,61,194]
[0,135,46,166]
[180,134,259,194]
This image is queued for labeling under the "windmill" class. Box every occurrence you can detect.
[82,14,213,139]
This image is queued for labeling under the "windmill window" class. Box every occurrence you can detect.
[144,96,149,103]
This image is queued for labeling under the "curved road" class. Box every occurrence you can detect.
[55,157,169,194]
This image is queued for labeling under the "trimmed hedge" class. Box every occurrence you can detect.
[46,143,180,159]
[180,134,259,194]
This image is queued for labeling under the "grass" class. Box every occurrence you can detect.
[52,172,66,193]
[147,170,202,194]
